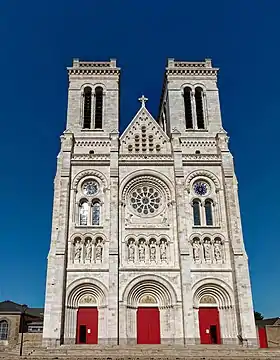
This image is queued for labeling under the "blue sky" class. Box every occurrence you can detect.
[0,0,279,317]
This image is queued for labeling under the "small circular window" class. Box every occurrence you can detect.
[130,186,161,216]
[193,181,210,196]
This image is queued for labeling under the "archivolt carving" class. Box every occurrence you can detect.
[122,175,172,202]
[72,169,108,190]
[122,274,177,306]
[192,278,234,308]
[66,277,108,307]
[186,170,220,190]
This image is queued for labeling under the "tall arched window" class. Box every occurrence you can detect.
[83,87,92,129]
[79,201,89,226]
[195,87,205,129]
[184,87,193,129]
[205,199,213,225]
[92,201,101,225]
[94,86,103,129]
[193,200,201,226]
[0,320,8,340]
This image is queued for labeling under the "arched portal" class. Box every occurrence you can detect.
[192,279,237,345]
[120,275,182,345]
[64,278,108,345]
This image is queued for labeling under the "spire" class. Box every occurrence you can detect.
[138,95,148,108]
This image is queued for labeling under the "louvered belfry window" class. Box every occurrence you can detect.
[184,87,193,129]
[94,86,103,129]
[83,87,92,129]
[195,87,205,129]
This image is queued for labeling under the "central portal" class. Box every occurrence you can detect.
[137,307,160,344]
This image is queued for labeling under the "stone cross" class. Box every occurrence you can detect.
[138,95,148,107]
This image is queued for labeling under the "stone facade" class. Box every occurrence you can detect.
[42,58,257,347]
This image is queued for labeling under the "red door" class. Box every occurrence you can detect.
[137,307,160,344]
[76,307,98,344]
[199,307,221,344]
[258,327,268,348]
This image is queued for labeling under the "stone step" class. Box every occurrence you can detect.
[1,345,280,359]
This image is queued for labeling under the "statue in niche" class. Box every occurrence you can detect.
[138,242,145,262]
[214,240,222,261]
[125,213,133,226]
[150,240,157,262]
[192,239,201,262]
[74,241,82,262]
[160,240,167,261]
[203,239,212,262]
[128,242,135,262]
[95,241,103,262]
[85,240,92,261]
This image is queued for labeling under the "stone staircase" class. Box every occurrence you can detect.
[1,344,280,359]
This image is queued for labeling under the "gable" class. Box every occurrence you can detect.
[120,106,171,154]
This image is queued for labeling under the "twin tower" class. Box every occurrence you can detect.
[43,58,257,347]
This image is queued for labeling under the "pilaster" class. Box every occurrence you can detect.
[42,131,74,347]
[108,130,119,344]
[171,129,195,345]
[217,131,257,347]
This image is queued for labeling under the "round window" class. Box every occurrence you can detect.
[130,185,162,216]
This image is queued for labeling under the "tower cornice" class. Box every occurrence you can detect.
[67,58,120,76]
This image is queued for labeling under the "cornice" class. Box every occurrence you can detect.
[166,68,218,77]
[67,68,120,76]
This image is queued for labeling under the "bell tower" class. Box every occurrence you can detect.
[66,58,120,136]
[158,58,222,135]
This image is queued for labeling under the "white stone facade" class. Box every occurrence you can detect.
[42,58,257,347]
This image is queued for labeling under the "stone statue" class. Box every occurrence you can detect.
[193,240,201,262]
[150,242,156,262]
[128,242,135,262]
[204,239,212,261]
[74,241,82,262]
[138,242,145,262]
[95,242,103,262]
[214,241,222,261]
[160,241,167,261]
[85,241,92,261]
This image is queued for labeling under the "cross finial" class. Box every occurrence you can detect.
[138,95,148,107]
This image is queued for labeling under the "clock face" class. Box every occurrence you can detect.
[82,180,98,196]
[193,181,208,196]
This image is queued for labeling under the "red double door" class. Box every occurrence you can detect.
[137,307,161,344]
[199,307,221,344]
[76,307,98,344]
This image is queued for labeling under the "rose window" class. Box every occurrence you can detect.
[130,186,161,215]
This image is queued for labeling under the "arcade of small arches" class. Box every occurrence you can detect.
[190,235,225,264]
[63,275,237,345]
[70,235,105,264]
[124,236,170,264]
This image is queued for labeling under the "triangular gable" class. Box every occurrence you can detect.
[120,105,171,154]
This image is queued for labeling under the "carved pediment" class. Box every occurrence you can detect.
[120,106,170,155]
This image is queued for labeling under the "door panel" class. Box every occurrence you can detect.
[137,307,160,344]
[199,307,221,344]
[76,307,98,344]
